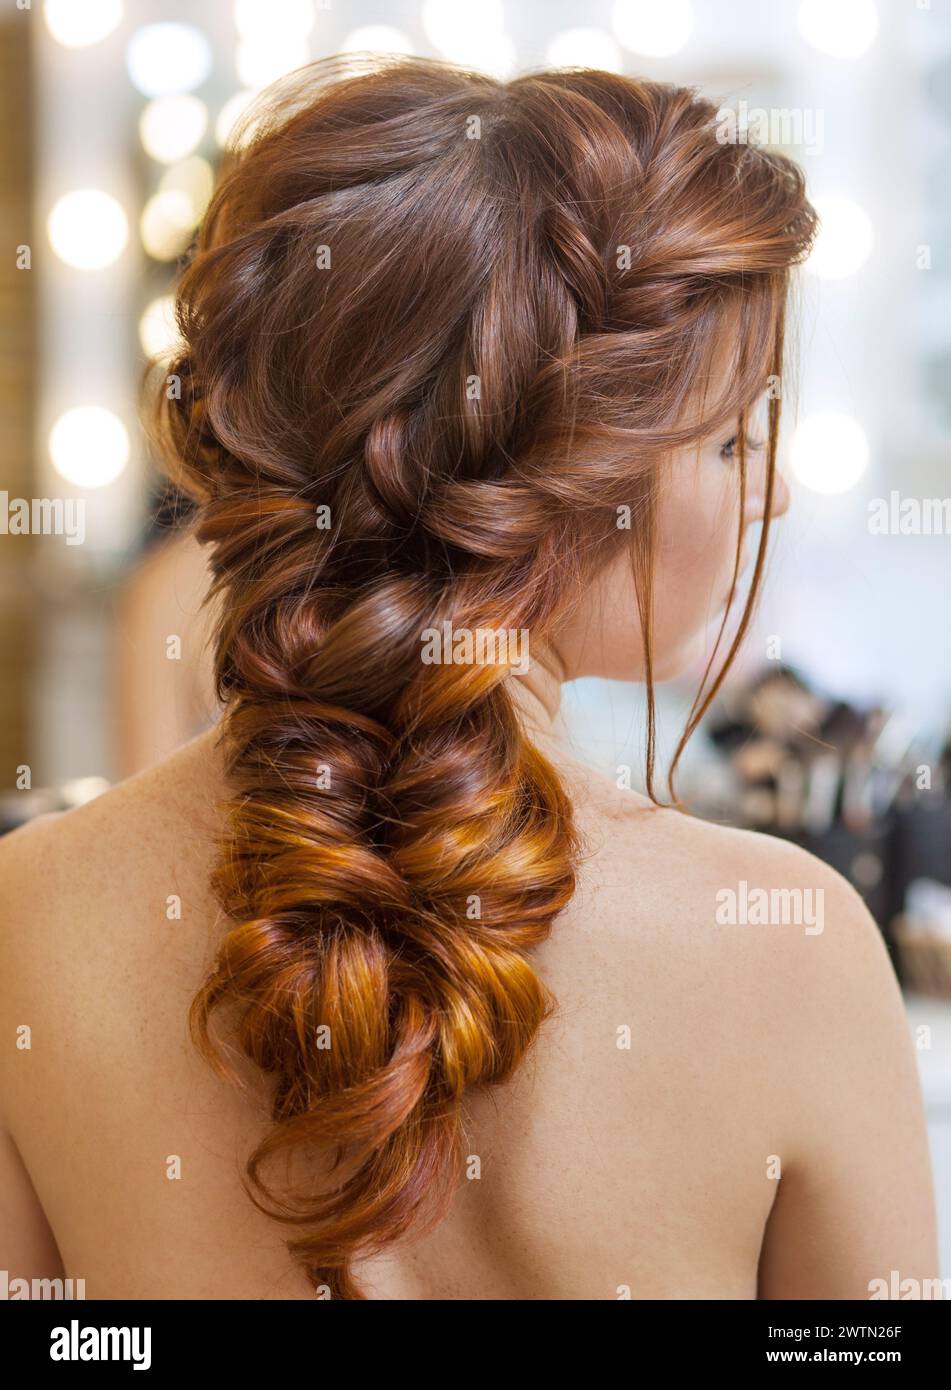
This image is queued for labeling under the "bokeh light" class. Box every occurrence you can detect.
[422,0,505,52]
[445,32,517,78]
[216,91,258,148]
[49,406,130,488]
[44,0,122,49]
[159,157,214,218]
[140,190,198,261]
[807,195,874,279]
[126,23,213,98]
[546,28,623,73]
[138,295,181,361]
[139,95,208,164]
[234,0,315,39]
[235,34,311,89]
[611,0,693,57]
[340,27,415,57]
[791,411,870,495]
[47,189,128,271]
[797,0,879,59]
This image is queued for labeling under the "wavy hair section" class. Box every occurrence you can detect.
[150,57,817,1297]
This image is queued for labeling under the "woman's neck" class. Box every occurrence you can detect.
[509,646,567,744]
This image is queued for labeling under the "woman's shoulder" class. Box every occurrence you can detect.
[0,736,895,1076]
[0,733,225,1060]
[2,729,220,888]
[556,762,897,1055]
[570,759,879,937]
[1,737,889,1006]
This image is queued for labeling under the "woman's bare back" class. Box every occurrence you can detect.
[0,728,937,1299]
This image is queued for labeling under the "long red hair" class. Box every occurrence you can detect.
[151,57,816,1297]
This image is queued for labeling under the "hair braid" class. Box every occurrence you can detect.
[150,56,816,1296]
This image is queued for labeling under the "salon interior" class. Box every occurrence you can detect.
[1,1,950,1276]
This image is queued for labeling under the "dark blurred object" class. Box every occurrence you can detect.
[702,666,951,963]
[0,778,109,836]
[893,880,951,999]
[797,819,894,938]
[891,798,951,919]
[141,480,197,555]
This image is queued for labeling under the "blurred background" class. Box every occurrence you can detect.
[2,0,951,1280]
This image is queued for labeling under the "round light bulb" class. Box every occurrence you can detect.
[127,23,213,98]
[49,406,130,488]
[422,0,505,52]
[139,95,208,164]
[807,195,874,280]
[139,295,181,361]
[611,0,693,57]
[235,33,311,89]
[546,28,623,73]
[47,189,128,271]
[44,0,122,48]
[797,0,878,59]
[216,90,258,148]
[791,411,870,495]
[340,26,415,57]
[140,190,198,261]
[234,0,315,39]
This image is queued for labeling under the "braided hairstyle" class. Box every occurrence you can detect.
[151,57,816,1297]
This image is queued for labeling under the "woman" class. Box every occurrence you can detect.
[0,58,938,1300]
